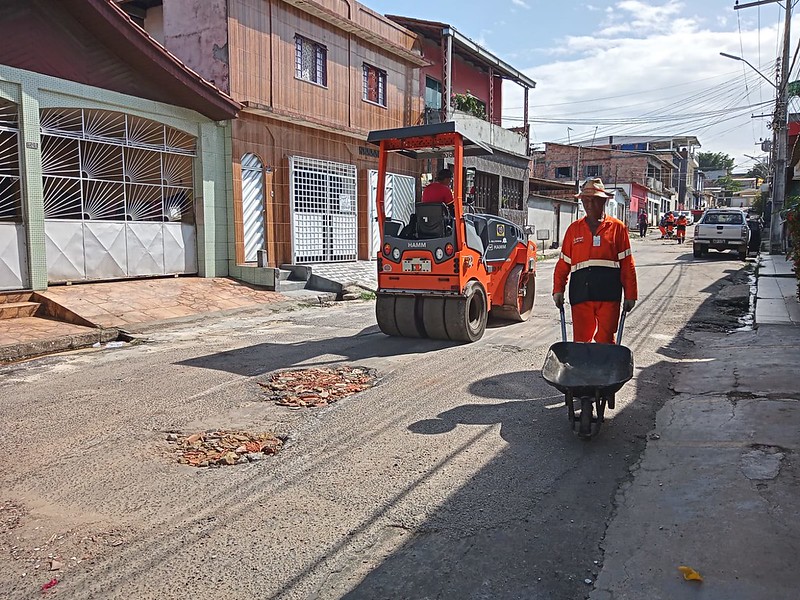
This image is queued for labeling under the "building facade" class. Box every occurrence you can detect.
[0,0,239,292]
[122,0,427,287]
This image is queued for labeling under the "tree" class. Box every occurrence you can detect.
[698,152,735,172]
[745,162,769,180]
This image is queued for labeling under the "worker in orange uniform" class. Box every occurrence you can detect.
[675,213,688,244]
[553,178,638,345]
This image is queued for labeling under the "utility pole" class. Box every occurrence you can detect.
[735,0,791,253]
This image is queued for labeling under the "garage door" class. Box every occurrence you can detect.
[39,108,197,283]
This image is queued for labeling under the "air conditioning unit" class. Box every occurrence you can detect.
[646,177,655,190]
[654,180,663,192]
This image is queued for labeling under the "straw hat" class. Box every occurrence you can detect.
[575,177,613,199]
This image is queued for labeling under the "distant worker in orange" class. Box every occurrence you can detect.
[553,178,638,344]
[675,213,688,244]
[421,168,454,204]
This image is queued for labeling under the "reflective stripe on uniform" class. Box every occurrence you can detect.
[560,252,572,264]
[571,259,620,273]
[617,248,632,260]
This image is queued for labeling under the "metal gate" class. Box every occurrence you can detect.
[0,98,28,290]
[39,108,197,283]
[368,170,415,259]
[241,153,266,263]
[289,156,357,263]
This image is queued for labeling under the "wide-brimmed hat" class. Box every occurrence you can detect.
[575,177,613,199]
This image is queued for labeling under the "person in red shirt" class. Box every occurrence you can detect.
[421,168,454,204]
[553,178,638,345]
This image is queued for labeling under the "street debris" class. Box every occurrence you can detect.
[170,430,284,467]
[258,366,377,408]
[678,565,703,582]
[0,499,26,534]
[41,578,58,592]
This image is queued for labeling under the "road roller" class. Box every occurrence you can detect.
[367,121,537,343]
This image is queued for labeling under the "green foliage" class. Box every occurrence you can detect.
[698,151,735,172]
[716,174,742,192]
[789,80,800,99]
[745,163,769,180]
[751,191,764,215]
[359,291,377,301]
[781,196,800,291]
[452,90,486,120]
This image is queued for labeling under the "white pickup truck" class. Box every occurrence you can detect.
[693,209,750,260]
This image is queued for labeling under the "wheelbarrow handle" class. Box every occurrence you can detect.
[559,305,567,342]
[616,308,626,345]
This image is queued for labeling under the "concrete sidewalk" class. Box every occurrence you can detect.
[592,256,800,599]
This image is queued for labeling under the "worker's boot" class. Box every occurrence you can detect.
[604,393,615,410]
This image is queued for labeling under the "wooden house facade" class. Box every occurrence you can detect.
[122,0,426,285]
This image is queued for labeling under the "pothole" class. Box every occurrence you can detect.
[740,444,786,480]
[257,366,377,408]
[168,430,284,467]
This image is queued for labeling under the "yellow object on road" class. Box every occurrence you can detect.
[678,566,703,581]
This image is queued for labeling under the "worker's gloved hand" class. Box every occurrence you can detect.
[552,292,565,308]
[623,299,636,312]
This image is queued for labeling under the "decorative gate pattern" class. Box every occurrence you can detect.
[40,108,197,282]
[241,153,266,263]
[368,170,416,259]
[0,98,28,290]
[289,156,357,264]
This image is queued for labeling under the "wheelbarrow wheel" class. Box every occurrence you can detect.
[579,397,593,439]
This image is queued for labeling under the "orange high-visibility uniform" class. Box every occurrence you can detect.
[553,216,638,343]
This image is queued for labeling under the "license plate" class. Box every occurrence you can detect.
[712,239,727,244]
[402,258,431,273]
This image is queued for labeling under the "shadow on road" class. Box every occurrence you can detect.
[175,326,458,376]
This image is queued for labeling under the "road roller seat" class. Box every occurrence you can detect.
[415,202,452,239]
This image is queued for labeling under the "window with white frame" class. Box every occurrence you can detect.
[295,35,327,86]
[363,64,387,107]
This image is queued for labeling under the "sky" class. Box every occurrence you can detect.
[364,0,800,174]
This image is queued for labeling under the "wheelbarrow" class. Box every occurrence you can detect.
[542,306,634,439]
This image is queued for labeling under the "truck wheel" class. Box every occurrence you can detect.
[422,297,450,340]
[738,246,747,260]
[444,281,488,342]
[693,245,701,258]
[375,294,400,336]
[394,295,426,338]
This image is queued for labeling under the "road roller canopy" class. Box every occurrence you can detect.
[366,121,494,159]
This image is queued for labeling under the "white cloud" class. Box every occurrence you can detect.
[501,6,790,168]
[511,0,530,8]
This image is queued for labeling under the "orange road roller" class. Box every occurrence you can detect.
[367,121,537,342]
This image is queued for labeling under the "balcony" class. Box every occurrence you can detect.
[421,107,528,157]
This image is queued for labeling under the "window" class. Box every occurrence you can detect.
[585,165,602,178]
[363,64,387,107]
[425,77,442,110]
[501,178,524,210]
[555,166,572,179]
[295,35,327,86]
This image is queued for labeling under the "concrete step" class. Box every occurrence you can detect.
[277,280,309,293]
[0,301,40,320]
[0,291,32,304]
[277,269,293,281]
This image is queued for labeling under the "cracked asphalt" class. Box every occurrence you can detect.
[0,236,751,599]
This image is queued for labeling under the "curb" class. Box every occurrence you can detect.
[0,327,118,363]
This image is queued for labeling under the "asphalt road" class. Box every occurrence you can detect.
[0,236,751,599]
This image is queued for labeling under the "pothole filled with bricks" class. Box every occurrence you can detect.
[168,366,377,467]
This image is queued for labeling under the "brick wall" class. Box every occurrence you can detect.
[531,143,654,187]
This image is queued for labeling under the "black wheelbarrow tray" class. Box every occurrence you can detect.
[542,307,634,438]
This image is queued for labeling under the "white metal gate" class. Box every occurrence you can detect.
[0,98,28,291]
[368,170,415,259]
[39,108,197,283]
[241,153,266,263]
[289,156,357,264]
